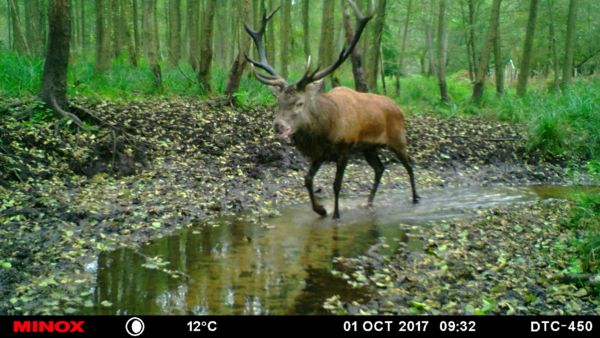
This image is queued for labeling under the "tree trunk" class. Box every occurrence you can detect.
[516,0,538,97]
[266,0,276,64]
[142,0,161,89]
[187,0,200,71]
[472,0,501,102]
[95,0,111,73]
[459,0,473,81]
[80,0,85,50]
[225,0,250,103]
[342,0,369,92]
[167,0,181,65]
[395,0,412,96]
[547,0,559,89]
[467,0,478,78]
[39,0,74,120]
[379,45,387,95]
[561,0,578,88]
[132,0,141,63]
[436,0,449,102]
[225,0,238,66]
[8,0,29,55]
[302,0,310,59]
[122,0,137,67]
[70,0,79,53]
[424,1,436,77]
[25,0,43,57]
[279,0,290,78]
[494,25,504,96]
[318,0,336,88]
[111,0,123,57]
[367,0,386,92]
[197,0,216,94]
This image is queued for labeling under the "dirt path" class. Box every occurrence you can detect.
[0,98,594,314]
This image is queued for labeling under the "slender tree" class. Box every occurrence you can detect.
[142,0,161,88]
[266,0,276,64]
[318,0,336,88]
[467,0,478,78]
[111,0,124,57]
[472,0,501,102]
[395,0,412,96]
[168,0,181,65]
[225,0,250,103]
[493,22,504,96]
[436,0,449,102]
[79,0,85,50]
[187,0,200,71]
[302,0,310,59]
[197,0,216,93]
[24,0,43,57]
[279,0,290,78]
[122,0,137,67]
[547,0,559,89]
[132,0,140,62]
[342,0,369,92]
[516,0,538,97]
[424,0,436,77]
[8,0,29,55]
[561,0,578,88]
[366,0,386,91]
[95,0,111,73]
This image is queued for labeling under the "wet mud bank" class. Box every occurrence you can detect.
[0,98,596,314]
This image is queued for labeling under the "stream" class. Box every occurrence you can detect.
[84,185,583,315]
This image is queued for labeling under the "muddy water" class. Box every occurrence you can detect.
[87,186,573,315]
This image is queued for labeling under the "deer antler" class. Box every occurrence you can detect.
[244,7,288,89]
[295,0,372,90]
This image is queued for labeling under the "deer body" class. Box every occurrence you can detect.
[290,87,406,157]
[246,2,418,219]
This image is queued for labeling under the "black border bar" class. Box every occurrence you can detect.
[0,316,598,337]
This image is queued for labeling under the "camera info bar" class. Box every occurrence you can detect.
[0,316,597,337]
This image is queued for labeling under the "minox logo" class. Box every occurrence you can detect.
[13,321,85,333]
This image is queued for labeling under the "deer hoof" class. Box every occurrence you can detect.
[332,211,340,220]
[313,205,327,217]
[413,196,421,204]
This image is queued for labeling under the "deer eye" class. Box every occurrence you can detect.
[295,102,303,108]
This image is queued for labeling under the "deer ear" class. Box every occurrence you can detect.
[305,80,323,96]
[268,86,282,96]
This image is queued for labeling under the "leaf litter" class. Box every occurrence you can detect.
[0,97,595,314]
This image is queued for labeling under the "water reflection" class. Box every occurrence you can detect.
[91,186,539,315]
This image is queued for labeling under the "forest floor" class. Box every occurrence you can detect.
[0,97,598,314]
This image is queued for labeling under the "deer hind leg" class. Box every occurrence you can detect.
[332,156,348,220]
[305,160,327,216]
[389,136,420,204]
[363,149,385,206]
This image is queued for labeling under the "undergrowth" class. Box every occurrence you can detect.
[1,50,598,161]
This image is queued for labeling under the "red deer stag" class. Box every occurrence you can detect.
[245,1,419,219]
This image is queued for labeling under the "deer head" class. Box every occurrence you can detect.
[244,0,372,139]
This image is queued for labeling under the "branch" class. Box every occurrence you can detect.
[49,95,84,128]
[575,47,600,69]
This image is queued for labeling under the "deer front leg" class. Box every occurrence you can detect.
[305,160,326,216]
[333,156,348,220]
[364,150,385,206]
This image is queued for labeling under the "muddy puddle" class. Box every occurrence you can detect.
[84,185,586,315]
